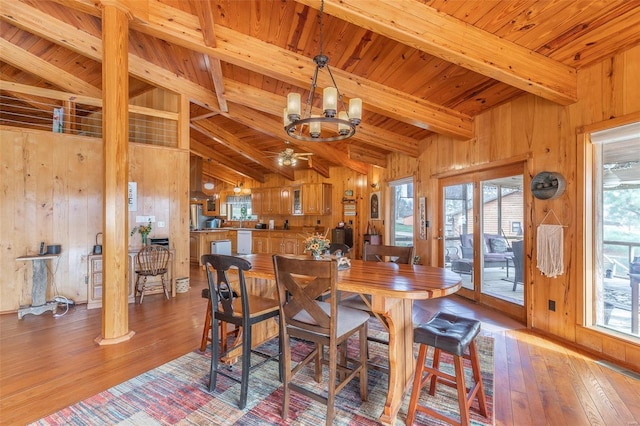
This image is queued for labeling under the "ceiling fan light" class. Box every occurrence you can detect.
[203,182,214,190]
[603,169,621,188]
[233,183,242,193]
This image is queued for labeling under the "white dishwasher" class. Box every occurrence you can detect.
[237,230,252,254]
[210,240,232,255]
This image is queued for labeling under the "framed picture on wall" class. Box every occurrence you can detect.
[370,192,380,219]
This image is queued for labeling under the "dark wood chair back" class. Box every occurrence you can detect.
[363,244,413,264]
[272,255,369,424]
[272,256,336,337]
[201,253,281,409]
[201,253,251,319]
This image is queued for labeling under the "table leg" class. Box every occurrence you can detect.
[376,298,415,425]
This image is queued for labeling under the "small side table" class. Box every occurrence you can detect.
[15,254,60,319]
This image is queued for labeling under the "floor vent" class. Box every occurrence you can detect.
[595,360,640,381]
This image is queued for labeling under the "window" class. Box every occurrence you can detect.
[589,123,640,338]
[390,178,414,247]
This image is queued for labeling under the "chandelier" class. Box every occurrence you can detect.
[284,0,362,142]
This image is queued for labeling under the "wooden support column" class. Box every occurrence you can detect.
[178,94,190,150]
[96,2,134,345]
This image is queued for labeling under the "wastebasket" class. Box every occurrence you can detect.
[176,277,190,293]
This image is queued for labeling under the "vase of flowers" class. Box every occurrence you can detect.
[303,232,330,260]
[131,220,152,246]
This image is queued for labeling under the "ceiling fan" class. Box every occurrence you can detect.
[603,161,640,187]
[269,143,314,167]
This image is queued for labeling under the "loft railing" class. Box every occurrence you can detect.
[0,81,178,146]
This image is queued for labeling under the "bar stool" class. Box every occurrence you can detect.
[406,312,487,426]
[199,288,238,353]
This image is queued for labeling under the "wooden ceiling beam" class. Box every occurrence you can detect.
[190,152,242,186]
[306,0,577,106]
[348,144,387,168]
[192,0,228,113]
[2,1,415,158]
[190,139,266,183]
[191,120,296,181]
[0,38,102,99]
[51,0,473,139]
[0,1,221,111]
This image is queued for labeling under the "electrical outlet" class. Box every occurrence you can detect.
[157,221,165,228]
[548,300,556,311]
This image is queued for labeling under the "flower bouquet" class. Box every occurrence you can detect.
[131,220,152,245]
[303,232,330,259]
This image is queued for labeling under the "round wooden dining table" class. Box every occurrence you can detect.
[229,253,462,425]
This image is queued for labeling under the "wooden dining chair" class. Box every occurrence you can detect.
[329,243,351,257]
[340,244,414,368]
[202,254,282,409]
[272,255,369,425]
[134,245,171,304]
[362,243,414,264]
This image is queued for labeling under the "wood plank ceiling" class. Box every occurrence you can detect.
[1,0,640,185]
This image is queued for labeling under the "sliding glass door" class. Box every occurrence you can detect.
[439,163,525,321]
[443,182,475,291]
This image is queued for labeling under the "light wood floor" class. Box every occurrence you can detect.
[1,265,639,425]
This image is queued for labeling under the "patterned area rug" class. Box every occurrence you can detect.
[32,320,494,425]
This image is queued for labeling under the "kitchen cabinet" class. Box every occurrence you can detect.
[87,249,175,309]
[292,186,302,215]
[191,230,231,266]
[254,188,281,214]
[203,196,219,216]
[227,229,237,254]
[280,187,292,215]
[189,234,198,264]
[251,189,264,215]
[270,232,299,255]
[252,231,271,254]
[302,183,332,215]
[252,184,331,217]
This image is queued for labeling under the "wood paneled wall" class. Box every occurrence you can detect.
[383,45,640,365]
[0,127,189,312]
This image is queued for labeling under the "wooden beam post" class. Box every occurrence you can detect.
[96,2,134,345]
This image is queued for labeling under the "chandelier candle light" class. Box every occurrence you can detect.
[284,0,362,142]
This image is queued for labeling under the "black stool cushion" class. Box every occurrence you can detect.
[414,312,481,356]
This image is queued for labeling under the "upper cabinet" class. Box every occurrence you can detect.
[253,184,331,216]
[203,197,219,216]
[302,183,332,215]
